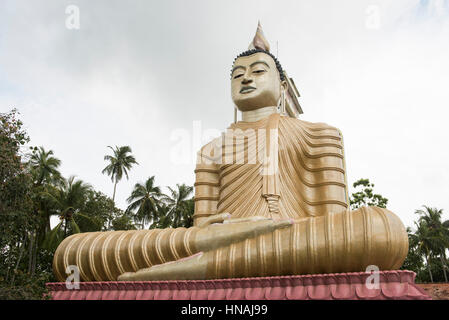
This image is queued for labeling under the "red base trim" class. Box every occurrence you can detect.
[46,270,431,300]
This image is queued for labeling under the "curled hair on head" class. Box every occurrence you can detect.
[231,49,285,81]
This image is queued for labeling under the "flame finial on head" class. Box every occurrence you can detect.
[248,21,270,52]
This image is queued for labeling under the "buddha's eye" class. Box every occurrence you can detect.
[233,74,244,79]
[253,70,266,74]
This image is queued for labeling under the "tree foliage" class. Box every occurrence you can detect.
[126,179,194,229]
[0,110,144,299]
[349,178,388,210]
[126,176,162,228]
[401,206,449,283]
[160,183,194,228]
[102,145,138,202]
[0,109,49,299]
[0,110,197,298]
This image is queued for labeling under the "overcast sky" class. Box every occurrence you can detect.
[1,0,448,229]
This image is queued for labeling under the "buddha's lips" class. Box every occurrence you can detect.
[240,86,256,94]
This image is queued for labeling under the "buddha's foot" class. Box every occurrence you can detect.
[118,252,208,281]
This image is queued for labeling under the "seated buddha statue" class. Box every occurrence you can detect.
[52,24,408,282]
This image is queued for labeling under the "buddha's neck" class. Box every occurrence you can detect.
[241,106,278,122]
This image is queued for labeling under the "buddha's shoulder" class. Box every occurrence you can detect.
[280,116,343,137]
[199,135,222,150]
[197,135,222,162]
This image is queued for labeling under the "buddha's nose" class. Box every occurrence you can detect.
[241,77,253,85]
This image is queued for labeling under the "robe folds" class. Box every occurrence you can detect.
[194,113,349,223]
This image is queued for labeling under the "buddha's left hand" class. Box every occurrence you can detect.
[195,214,293,253]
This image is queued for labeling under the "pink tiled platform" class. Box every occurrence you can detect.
[46,270,431,300]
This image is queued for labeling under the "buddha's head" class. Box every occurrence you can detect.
[231,50,287,112]
[231,23,287,112]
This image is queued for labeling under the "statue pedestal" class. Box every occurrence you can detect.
[46,270,430,300]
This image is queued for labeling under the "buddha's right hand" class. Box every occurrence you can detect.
[195,214,294,252]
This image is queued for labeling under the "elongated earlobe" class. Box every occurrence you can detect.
[234,106,238,123]
[281,87,286,115]
[281,80,288,115]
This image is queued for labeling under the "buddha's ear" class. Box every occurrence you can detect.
[280,80,288,92]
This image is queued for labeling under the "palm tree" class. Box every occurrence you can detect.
[415,206,449,282]
[181,198,195,228]
[416,206,444,228]
[150,204,174,229]
[43,176,98,250]
[413,220,436,282]
[29,146,63,233]
[126,176,162,228]
[27,147,63,274]
[102,146,138,203]
[401,227,424,274]
[443,219,449,279]
[161,184,194,228]
[29,146,62,186]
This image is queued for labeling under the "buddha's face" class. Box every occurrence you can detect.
[231,52,285,112]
